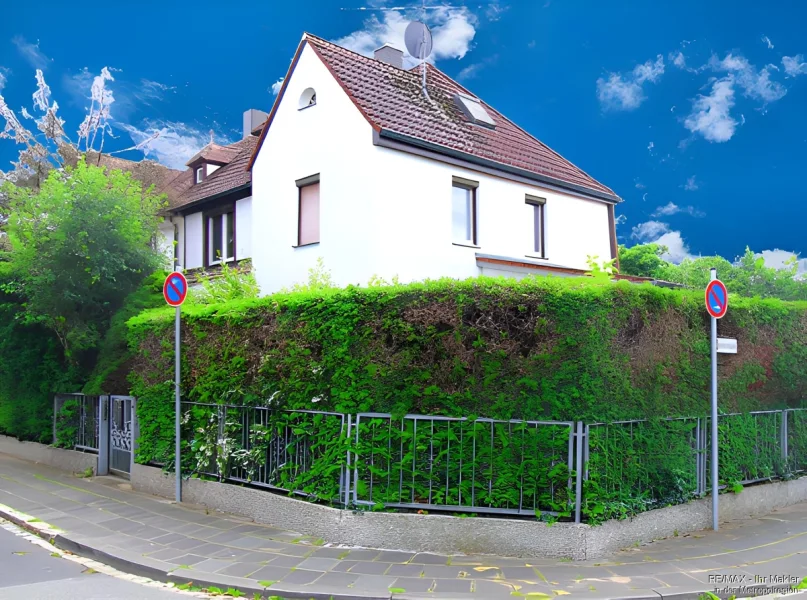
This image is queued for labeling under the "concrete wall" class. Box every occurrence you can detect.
[130,463,807,560]
[235,196,252,260]
[0,436,97,475]
[250,41,613,295]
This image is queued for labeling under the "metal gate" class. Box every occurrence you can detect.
[109,396,133,476]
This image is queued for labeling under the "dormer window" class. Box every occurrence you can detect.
[299,88,317,110]
[195,166,204,184]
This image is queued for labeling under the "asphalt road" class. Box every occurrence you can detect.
[0,520,200,600]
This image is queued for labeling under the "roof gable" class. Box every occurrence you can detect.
[248,33,618,203]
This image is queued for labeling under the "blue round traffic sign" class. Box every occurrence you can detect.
[163,272,188,307]
[705,279,728,319]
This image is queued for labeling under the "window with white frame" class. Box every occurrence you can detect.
[451,177,478,245]
[526,194,546,257]
[206,209,235,265]
[296,175,320,246]
[195,167,203,184]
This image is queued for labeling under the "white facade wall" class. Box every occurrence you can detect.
[235,196,252,260]
[251,41,614,294]
[157,220,175,269]
[185,212,204,270]
[251,44,381,294]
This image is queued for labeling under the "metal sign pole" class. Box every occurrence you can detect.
[175,305,182,503]
[710,267,718,531]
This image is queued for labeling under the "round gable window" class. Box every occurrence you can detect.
[299,88,317,109]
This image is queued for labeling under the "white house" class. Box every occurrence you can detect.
[246,33,622,294]
[156,109,267,275]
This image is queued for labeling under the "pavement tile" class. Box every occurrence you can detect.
[149,532,187,545]
[421,565,465,578]
[229,536,275,550]
[472,579,518,597]
[107,537,166,555]
[463,566,504,579]
[207,529,247,544]
[349,561,394,575]
[387,564,426,577]
[376,550,417,563]
[147,547,197,562]
[606,562,686,577]
[179,543,228,558]
[391,577,435,593]
[280,568,324,585]
[351,574,399,592]
[217,562,265,578]
[190,558,235,573]
[308,546,353,559]
[211,547,255,560]
[238,551,278,564]
[297,556,342,571]
[270,542,315,556]
[410,553,450,565]
[166,536,206,551]
[344,549,382,561]
[312,570,361,587]
[432,578,473,593]
[249,564,294,583]
[170,554,209,567]
[655,571,709,587]
[265,554,306,568]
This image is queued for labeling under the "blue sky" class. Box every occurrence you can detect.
[2,0,806,268]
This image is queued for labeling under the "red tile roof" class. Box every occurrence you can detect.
[170,136,258,210]
[248,33,619,202]
[185,143,241,167]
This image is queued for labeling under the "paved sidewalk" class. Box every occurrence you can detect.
[0,453,805,600]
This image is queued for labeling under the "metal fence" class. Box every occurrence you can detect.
[170,402,807,523]
[53,393,101,453]
[180,402,349,503]
[351,413,574,516]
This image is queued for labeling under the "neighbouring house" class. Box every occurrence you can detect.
[247,33,622,294]
[156,109,268,276]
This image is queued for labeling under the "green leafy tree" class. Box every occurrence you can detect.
[617,243,668,278]
[1,159,167,361]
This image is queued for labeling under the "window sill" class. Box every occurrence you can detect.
[452,242,481,249]
[292,242,320,248]
[207,258,236,267]
[525,254,548,260]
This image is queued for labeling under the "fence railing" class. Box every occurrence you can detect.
[53,393,101,453]
[171,403,807,523]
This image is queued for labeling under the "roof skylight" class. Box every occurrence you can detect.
[454,93,496,129]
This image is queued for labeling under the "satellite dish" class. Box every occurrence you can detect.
[404,21,433,61]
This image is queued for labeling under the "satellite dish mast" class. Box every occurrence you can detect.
[404,20,433,100]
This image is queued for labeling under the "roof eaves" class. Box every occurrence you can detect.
[378,129,622,204]
[173,182,251,214]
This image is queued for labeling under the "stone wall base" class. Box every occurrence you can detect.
[0,435,97,475]
[130,464,807,560]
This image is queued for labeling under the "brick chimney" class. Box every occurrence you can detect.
[374,44,403,69]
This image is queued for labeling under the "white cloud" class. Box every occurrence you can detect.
[0,67,7,91]
[270,78,284,95]
[119,120,231,170]
[642,192,648,202]
[669,51,686,69]
[631,220,670,240]
[684,77,738,143]
[137,79,176,104]
[683,175,698,191]
[457,63,482,81]
[783,55,807,77]
[762,35,774,50]
[527,40,536,49]
[596,55,665,111]
[647,141,654,153]
[615,214,627,225]
[756,249,807,276]
[651,201,704,217]
[709,52,786,103]
[11,36,51,70]
[631,220,692,263]
[333,7,478,68]
[485,1,508,21]
[634,179,645,189]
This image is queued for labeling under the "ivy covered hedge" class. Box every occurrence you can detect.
[128,276,807,466]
